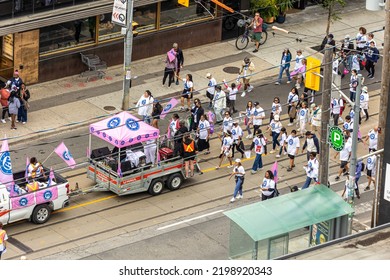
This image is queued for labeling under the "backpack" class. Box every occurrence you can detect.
[361,162,366,172]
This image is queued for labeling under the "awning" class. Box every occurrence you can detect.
[224,185,354,241]
[89,111,159,148]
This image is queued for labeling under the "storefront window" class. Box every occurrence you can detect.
[39,18,96,54]
[0,35,14,82]
[98,13,122,42]
[160,0,215,28]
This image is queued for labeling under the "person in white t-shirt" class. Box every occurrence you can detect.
[363,126,380,152]
[197,114,210,154]
[225,82,238,114]
[229,158,246,202]
[334,131,352,181]
[250,129,267,174]
[260,170,276,200]
[297,102,309,137]
[205,73,217,109]
[276,127,288,158]
[222,111,233,134]
[364,152,377,191]
[360,86,369,122]
[266,114,282,154]
[252,101,265,134]
[231,121,245,158]
[216,130,233,169]
[302,152,319,189]
[285,130,300,171]
[270,96,282,121]
[331,96,343,126]
[343,115,354,132]
[136,90,154,124]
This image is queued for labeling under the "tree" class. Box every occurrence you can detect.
[322,0,346,36]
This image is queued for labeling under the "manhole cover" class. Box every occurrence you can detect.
[104,106,116,111]
[223,66,240,74]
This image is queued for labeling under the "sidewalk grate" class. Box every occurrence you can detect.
[103,106,116,111]
[223,66,240,74]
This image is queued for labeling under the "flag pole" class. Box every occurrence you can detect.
[42,150,56,165]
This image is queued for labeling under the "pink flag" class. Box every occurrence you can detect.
[47,167,55,187]
[0,137,16,196]
[35,186,58,204]
[167,48,177,63]
[25,157,30,182]
[54,142,76,169]
[11,193,35,210]
[271,161,278,183]
[117,163,122,178]
[160,98,179,119]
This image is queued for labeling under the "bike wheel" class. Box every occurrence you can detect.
[235,35,249,50]
[259,31,268,45]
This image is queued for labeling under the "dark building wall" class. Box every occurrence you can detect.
[39,19,222,82]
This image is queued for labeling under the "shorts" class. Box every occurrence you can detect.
[288,154,295,160]
[367,169,372,177]
[182,90,192,99]
[340,161,348,169]
[253,32,262,42]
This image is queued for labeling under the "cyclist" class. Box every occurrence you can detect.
[249,12,263,53]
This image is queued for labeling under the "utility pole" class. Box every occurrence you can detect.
[319,45,333,185]
[377,0,390,225]
[122,0,134,111]
[347,74,362,205]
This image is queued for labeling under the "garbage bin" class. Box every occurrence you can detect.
[366,0,382,11]
[293,0,308,10]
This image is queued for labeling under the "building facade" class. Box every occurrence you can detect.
[0,0,245,84]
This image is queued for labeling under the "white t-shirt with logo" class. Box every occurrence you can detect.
[298,108,308,122]
[360,92,369,110]
[269,120,282,133]
[198,120,210,140]
[287,92,299,105]
[222,117,233,133]
[367,129,378,150]
[253,136,267,155]
[234,165,245,177]
[306,158,319,179]
[207,78,217,95]
[231,125,243,140]
[227,87,238,101]
[222,136,233,153]
[367,155,376,171]
[252,106,265,126]
[286,135,300,156]
[331,98,343,115]
[271,102,282,114]
[261,178,275,196]
[343,121,353,131]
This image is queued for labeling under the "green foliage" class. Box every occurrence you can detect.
[275,0,294,13]
[250,0,279,19]
[322,0,346,22]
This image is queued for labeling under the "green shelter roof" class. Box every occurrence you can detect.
[224,185,354,241]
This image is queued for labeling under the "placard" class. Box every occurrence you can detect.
[112,0,127,27]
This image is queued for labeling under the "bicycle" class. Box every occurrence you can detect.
[235,20,268,51]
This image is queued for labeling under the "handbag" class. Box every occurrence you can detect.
[23,100,30,110]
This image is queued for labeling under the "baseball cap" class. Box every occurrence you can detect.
[274,114,280,121]
[235,158,241,163]
[362,86,368,92]
[206,73,211,78]
[254,102,259,106]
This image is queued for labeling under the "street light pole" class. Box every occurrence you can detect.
[347,74,362,205]
[319,45,333,185]
[122,0,134,111]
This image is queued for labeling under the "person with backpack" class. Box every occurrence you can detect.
[260,170,276,200]
[0,222,8,260]
[302,152,319,189]
[331,96,344,126]
[180,133,198,178]
[365,152,377,191]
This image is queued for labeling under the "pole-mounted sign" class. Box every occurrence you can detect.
[112,0,127,27]
[328,126,345,152]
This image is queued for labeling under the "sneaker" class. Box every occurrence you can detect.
[286,80,291,84]
[180,107,185,111]
[8,117,11,121]
[216,166,220,170]
[369,76,374,79]
[283,152,287,155]
[343,172,349,176]
[335,176,340,181]
[1,119,5,124]
[287,167,292,172]
[251,170,257,175]
[246,134,253,139]
[297,128,300,132]
[259,167,263,170]
[227,165,233,168]
[237,194,243,199]
[276,154,281,158]
[241,91,246,97]
[16,120,19,123]
[275,81,280,85]
[22,122,26,124]
[364,186,370,191]
[253,49,258,53]
[287,123,294,126]
[247,85,254,92]
[270,150,275,154]
[175,80,179,85]
[230,197,236,203]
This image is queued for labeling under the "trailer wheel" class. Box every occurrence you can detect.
[32,204,52,224]
[167,173,183,191]
[148,179,164,195]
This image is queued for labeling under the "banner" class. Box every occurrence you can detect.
[0,137,16,196]
[167,48,177,63]
[160,98,179,119]
[35,186,58,204]
[11,193,35,210]
[55,142,76,169]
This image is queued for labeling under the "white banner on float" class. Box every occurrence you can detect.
[0,260,388,279]
[112,0,127,27]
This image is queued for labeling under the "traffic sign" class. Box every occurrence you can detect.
[328,126,345,151]
[112,0,127,27]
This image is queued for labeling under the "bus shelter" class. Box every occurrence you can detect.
[224,185,354,259]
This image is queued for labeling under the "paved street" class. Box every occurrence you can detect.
[0,0,387,260]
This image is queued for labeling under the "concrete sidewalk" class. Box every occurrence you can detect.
[0,0,384,145]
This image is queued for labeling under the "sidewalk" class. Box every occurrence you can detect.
[0,0,384,144]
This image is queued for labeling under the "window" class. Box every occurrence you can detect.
[133,4,157,32]
[98,13,122,42]
[160,0,215,28]
[39,18,95,54]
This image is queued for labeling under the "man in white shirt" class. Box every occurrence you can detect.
[250,129,267,174]
[331,97,343,126]
[213,85,227,123]
[343,115,354,132]
[285,129,300,172]
[360,86,369,122]
[302,152,319,189]
[363,126,380,152]
[206,73,217,109]
[334,131,352,181]
[364,152,377,191]
[252,102,265,134]
[231,121,244,158]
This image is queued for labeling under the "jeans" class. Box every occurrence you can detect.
[350,91,356,102]
[272,131,280,150]
[233,177,244,198]
[302,176,313,190]
[277,66,291,83]
[18,105,27,122]
[279,145,287,155]
[252,153,263,171]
